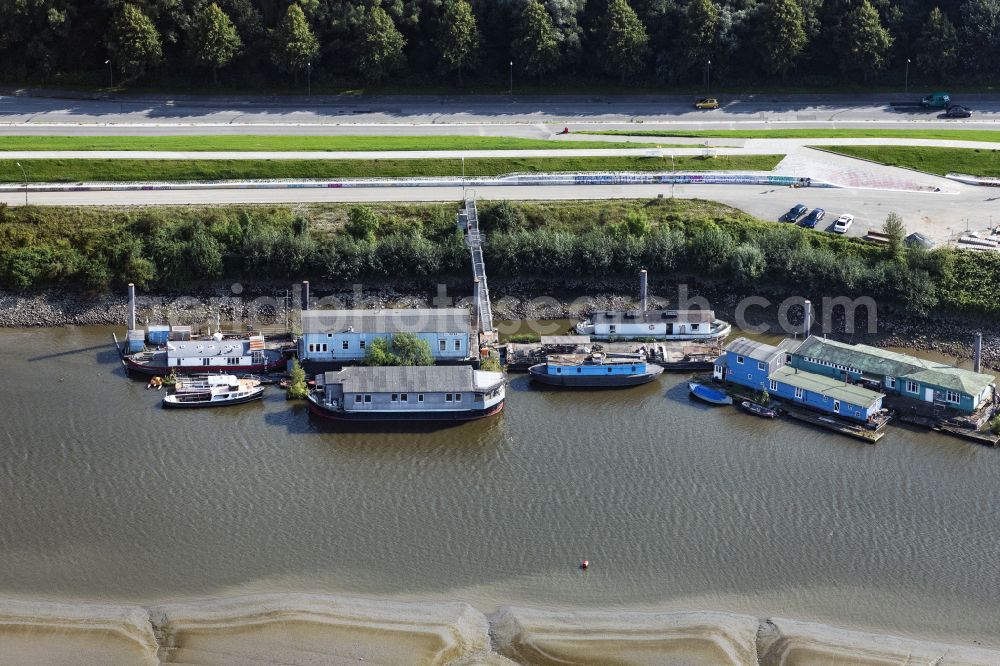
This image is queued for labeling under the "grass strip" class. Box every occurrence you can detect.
[0,155,783,183]
[0,135,652,152]
[580,129,1000,142]
[817,146,1000,177]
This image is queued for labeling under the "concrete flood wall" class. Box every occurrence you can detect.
[0,172,837,195]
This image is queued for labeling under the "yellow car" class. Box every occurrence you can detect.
[694,97,720,109]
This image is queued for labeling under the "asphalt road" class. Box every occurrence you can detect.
[7,182,996,244]
[2,92,1000,135]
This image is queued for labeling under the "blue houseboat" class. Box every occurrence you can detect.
[715,337,885,424]
[298,308,473,366]
[308,365,505,422]
[529,352,664,388]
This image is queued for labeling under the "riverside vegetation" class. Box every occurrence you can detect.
[0,199,998,319]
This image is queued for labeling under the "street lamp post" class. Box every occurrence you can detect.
[509,61,513,96]
[905,58,910,94]
[706,60,712,92]
[105,59,113,89]
[670,153,675,199]
[307,62,312,97]
[15,161,27,206]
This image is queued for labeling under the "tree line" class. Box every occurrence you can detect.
[1,0,995,89]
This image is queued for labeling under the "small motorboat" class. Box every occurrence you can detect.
[688,382,733,405]
[740,400,778,418]
[162,374,264,409]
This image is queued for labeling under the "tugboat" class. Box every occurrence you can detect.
[162,374,265,409]
[528,352,663,388]
[308,365,505,422]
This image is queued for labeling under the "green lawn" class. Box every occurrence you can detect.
[0,154,783,183]
[818,146,1000,177]
[0,134,652,152]
[580,129,1000,142]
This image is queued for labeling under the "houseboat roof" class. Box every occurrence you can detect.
[725,337,780,362]
[591,309,715,324]
[322,365,502,393]
[795,336,994,395]
[771,366,885,406]
[302,308,471,335]
[167,340,252,359]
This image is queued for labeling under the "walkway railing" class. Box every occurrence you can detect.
[462,194,494,335]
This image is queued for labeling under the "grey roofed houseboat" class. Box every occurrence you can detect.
[298,308,473,365]
[308,365,505,422]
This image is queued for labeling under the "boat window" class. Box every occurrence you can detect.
[556,368,561,373]
[360,340,366,349]
[834,400,841,413]
[342,341,349,350]
[327,333,333,338]
[794,387,804,400]
[364,394,372,403]
[736,355,744,364]
[631,366,636,372]
[454,394,461,401]
[203,359,210,366]
[355,395,362,403]
[576,368,582,373]
[308,344,314,352]
[445,393,452,402]
[401,394,408,402]
[769,380,777,391]
[607,368,612,373]
[418,394,424,402]
[321,344,328,352]
[454,339,461,351]
[439,340,447,351]
[757,361,766,371]
[391,394,398,402]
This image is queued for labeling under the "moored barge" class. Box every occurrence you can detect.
[528,352,663,388]
[162,374,265,409]
[308,365,505,422]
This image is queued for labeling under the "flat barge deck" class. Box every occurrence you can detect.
[502,337,719,372]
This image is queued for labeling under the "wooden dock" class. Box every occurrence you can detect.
[779,404,886,444]
[932,423,1000,447]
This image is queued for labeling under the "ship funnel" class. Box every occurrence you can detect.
[302,280,310,311]
[803,299,812,337]
[974,332,983,373]
[127,283,137,331]
[639,269,648,312]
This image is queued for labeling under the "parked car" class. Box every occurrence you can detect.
[781,203,808,222]
[800,208,825,228]
[920,92,951,109]
[694,97,720,109]
[944,105,972,118]
[832,214,854,233]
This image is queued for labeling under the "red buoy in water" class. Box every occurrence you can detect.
[580,559,590,570]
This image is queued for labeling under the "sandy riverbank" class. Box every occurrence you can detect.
[2,594,999,665]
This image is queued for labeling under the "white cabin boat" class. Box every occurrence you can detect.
[576,309,731,342]
[162,374,265,409]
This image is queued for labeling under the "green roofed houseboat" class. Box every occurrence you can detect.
[788,336,996,416]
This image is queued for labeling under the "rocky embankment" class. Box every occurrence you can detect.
[1,594,998,665]
[1,280,997,370]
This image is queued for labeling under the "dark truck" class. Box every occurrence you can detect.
[920,92,951,109]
